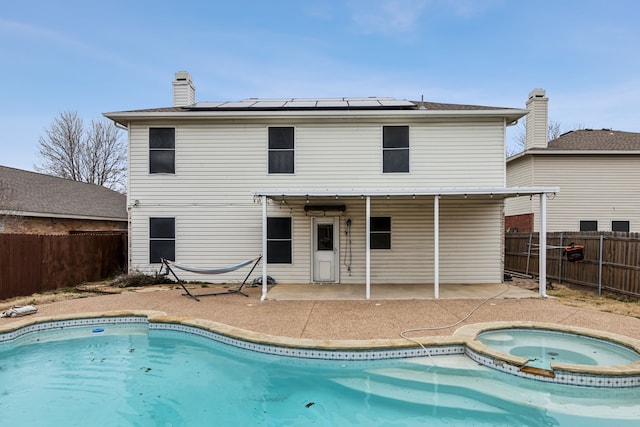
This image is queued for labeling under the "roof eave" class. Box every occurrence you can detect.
[253,186,559,198]
[2,210,128,222]
[510,149,640,158]
[104,108,527,123]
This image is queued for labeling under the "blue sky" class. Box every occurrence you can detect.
[1,0,639,171]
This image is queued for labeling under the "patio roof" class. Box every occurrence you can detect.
[254,187,558,302]
[253,186,559,199]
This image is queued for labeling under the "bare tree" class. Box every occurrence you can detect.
[36,111,126,192]
[508,119,583,157]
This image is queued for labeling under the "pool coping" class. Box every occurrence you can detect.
[2,311,640,387]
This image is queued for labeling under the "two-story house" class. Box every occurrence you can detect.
[506,89,640,233]
[105,72,556,300]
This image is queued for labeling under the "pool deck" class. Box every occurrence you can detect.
[2,281,640,344]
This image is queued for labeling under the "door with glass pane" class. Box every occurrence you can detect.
[312,217,339,282]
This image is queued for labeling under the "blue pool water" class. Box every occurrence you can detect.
[1,324,640,426]
[478,328,640,366]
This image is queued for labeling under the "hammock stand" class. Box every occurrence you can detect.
[160,256,262,301]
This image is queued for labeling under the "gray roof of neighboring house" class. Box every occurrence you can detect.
[0,165,127,220]
[545,129,640,151]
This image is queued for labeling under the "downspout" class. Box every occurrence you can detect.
[261,195,268,301]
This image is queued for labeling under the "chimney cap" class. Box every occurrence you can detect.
[174,71,192,82]
[528,88,546,99]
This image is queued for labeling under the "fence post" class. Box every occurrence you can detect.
[558,233,564,284]
[526,233,533,276]
[598,234,604,296]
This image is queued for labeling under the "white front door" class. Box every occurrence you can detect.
[312,217,339,282]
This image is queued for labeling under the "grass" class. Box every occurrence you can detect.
[547,282,640,319]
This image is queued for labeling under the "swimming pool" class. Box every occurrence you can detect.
[2,316,640,426]
[478,328,640,366]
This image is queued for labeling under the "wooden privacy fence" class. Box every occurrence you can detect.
[505,231,640,298]
[0,233,127,300]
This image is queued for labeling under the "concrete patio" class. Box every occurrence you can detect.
[2,281,640,343]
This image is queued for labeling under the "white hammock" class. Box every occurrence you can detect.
[160,256,262,301]
[164,257,260,275]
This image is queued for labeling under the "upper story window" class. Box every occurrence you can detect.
[370,216,391,249]
[149,128,175,174]
[612,220,630,232]
[383,126,409,173]
[579,220,598,232]
[268,127,294,174]
[149,217,175,263]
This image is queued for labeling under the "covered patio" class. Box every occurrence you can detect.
[255,187,559,301]
[264,282,537,301]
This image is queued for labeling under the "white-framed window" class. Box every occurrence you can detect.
[579,220,598,232]
[370,216,391,249]
[149,217,175,263]
[149,128,175,174]
[267,217,292,263]
[268,127,294,174]
[383,126,409,173]
[612,220,629,232]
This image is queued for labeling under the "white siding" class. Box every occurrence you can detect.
[505,156,535,217]
[128,116,508,283]
[532,155,640,232]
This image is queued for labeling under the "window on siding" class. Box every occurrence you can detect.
[383,126,409,173]
[150,217,175,263]
[579,220,598,232]
[149,128,175,174]
[268,127,294,174]
[612,221,630,232]
[370,217,391,249]
[267,217,292,263]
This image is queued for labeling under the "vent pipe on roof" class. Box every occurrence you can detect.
[525,88,548,151]
[173,71,196,107]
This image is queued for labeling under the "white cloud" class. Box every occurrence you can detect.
[347,0,430,35]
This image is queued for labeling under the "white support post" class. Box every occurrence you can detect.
[365,196,371,300]
[539,193,548,298]
[261,195,268,301]
[434,195,440,299]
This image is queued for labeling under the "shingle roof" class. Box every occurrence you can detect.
[0,165,127,220]
[115,98,512,114]
[545,129,640,151]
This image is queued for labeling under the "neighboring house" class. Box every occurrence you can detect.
[105,72,556,299]
[506,89,640,233]
[0,165,127,234]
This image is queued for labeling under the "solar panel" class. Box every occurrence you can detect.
[379,100,415,107]
[347,100,381,107]
[284,100,317,108]
[187,97,415,110]
[251,100,287,108]
[316,100,349,108]
[191,102,225,108]
[218,101,257,109]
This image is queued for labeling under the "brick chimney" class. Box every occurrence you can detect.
[172,71,195,107]
[525,88,548,150]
